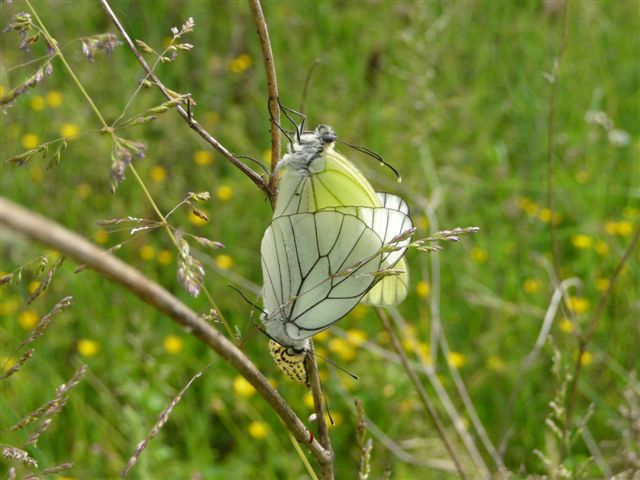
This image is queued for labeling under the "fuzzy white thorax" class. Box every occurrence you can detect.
[274,125,337,175]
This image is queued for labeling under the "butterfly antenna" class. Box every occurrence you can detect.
[277,98,306,144]
[234,155,271,177]
[299,58,321,116]
[335,138,402,183]
[267,97,294,146]
[314,350,360,381]
[227,284,267,316]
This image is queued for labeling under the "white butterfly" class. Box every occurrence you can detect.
[260,125,413,384]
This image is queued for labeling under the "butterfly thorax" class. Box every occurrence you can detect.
[276,125,337,175]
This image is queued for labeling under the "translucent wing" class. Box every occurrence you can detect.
[261,210,384,346]
[274,149,381,217]
[360,193,413,306]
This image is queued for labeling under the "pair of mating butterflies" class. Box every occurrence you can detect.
[260,125,413,385]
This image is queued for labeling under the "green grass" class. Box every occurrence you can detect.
[1,1,638,478]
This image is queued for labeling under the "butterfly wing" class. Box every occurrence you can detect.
[261,210,384,345]
[274,148,382,217]
[360,193,413,306]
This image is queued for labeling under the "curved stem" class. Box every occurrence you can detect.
[0,196,332,466]
[248,0,281,198]
[100,0,269,198]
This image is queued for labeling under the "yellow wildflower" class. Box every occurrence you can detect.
[383,384,395,397]
[21,133,40,150]
[18,310,39,330]
[559,318,575,334]
[139,245,156,261]
[616,221,633,237]
[162,36,173,49]
[417,216,428,230]
[0,85,5,97]
[228,53,252,74]
[566,296,590,314]
[30,166,43,183]
[486,356,505,373]
[262,149,272,162]
[605,221,633,236]
[193,150,214,166]
[205,111,220,127]
[248,421,268,439]
[28,281,40,295]
[78,339,100,357]
[470,247,488,263]
[328,338,356,362]
[595,278,609,292]
[95,229,109,244]
[623,207,638,219]
[447,351,466,368]
[314,330,330,342]
[399,398,415,413]
[157,249,173,266]
[571,234,593,249]
[304,391,315,409]
[594,240,609,256]
[233,375,255,398]
[416,280,430,298]
[215,254,234,270]
[349,304,368,320]
[515,196,533,211]
[76,183,92,199]
[0,297,21,316]
[150,165,167,183]
[60,123,80,139]
[417,342,431,364]
[538,208,552,223]
[45,90,63,107]
[346,329,367,346]
[163,335,184,354]
[579,351,593,366]
[216,185,234,202]
[604,221,618,235]
[188,209,208,226]
[523,279,541,294]
[30,95,45,111]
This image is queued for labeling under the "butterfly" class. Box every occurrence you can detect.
[260,125,413,384]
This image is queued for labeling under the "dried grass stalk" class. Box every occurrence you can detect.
[121,370,203,477]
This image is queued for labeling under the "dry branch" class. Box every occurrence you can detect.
[0,197,331,469]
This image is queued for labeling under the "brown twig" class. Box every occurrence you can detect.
[564,225,640,439]
[376,308,467,479]
[0,196,332,470]
[99,0,270,199]
[248,2,333,477]
[248,0,281,190]
[306,341,334,480]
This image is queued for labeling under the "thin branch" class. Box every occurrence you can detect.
[306,341,334,480]
[99,0,269,198]
[376,308,467,479]
[0,197,331,469]
[248,0,281,182]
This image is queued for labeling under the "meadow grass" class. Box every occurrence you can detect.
[1,1,638,478]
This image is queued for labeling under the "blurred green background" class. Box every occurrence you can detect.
[1,1,638,478]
